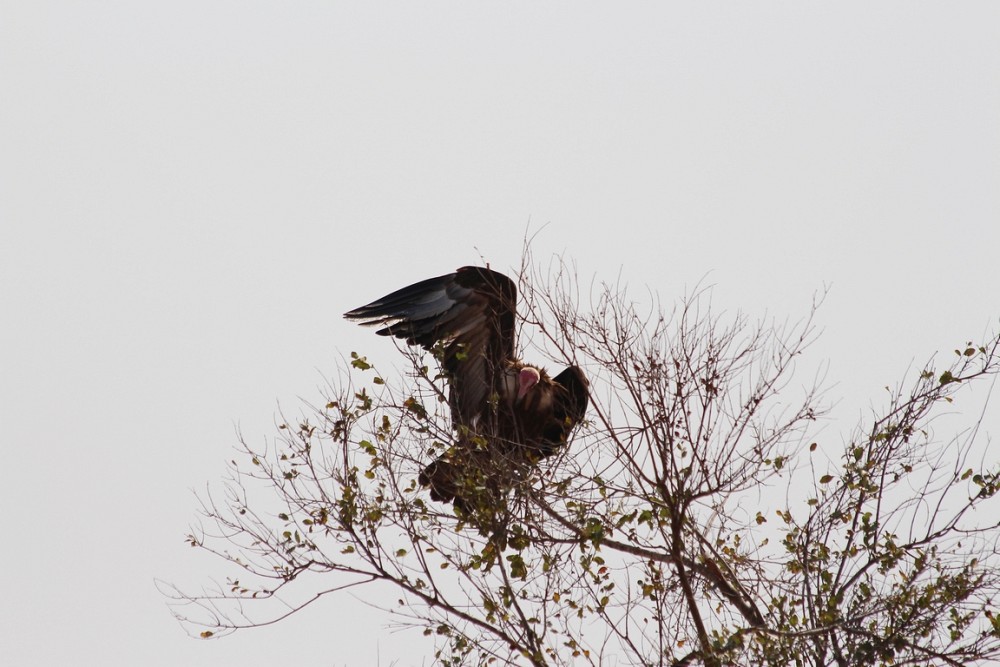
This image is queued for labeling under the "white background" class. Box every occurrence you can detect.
[2,3,998,665]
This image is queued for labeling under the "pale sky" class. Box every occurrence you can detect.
[2,3,999,666]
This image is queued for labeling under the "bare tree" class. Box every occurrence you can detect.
[163,255,1000,666]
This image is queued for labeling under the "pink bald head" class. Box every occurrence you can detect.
[517,366,541,400]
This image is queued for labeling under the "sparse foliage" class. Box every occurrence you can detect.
[164,256,1000,666]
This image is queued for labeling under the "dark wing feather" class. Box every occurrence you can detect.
[343,266,517,428]
[552,366,589,422]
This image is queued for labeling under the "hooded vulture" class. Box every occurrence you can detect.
[344,266,589,511]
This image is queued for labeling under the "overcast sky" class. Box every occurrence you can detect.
[2,3,999,665]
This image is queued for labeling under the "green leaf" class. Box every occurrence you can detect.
[350,352,372,370]
[506,554,528,580]
[403,397,427,418]
[819,474,834,484]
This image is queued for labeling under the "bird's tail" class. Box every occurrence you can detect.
[419,456,462,506]
[418,448,503,515]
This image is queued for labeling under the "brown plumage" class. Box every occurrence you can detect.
[344,266,589,511]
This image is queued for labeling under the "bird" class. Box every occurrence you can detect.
[344,266,589,513]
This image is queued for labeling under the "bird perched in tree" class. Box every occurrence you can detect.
[344,266,589,513]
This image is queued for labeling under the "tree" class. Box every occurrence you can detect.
[163,256,1000,666]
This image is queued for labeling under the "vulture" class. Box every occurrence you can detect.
[344,266,589,513]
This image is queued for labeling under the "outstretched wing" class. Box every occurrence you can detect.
[343,266,517,428]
